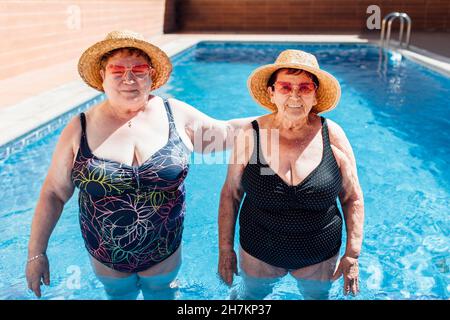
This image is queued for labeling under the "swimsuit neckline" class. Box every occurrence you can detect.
[255,118,326,188]
[88,140,171,170]
[80,97,172,170]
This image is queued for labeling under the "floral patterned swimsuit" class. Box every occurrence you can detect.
[71,100,190,272]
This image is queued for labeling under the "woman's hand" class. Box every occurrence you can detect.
[26,255,50,298]
[218,249,238,286]
[332,255,359,295]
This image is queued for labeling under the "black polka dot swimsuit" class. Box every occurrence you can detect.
[239,117,343,270]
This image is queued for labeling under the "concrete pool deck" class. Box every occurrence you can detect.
[1,32,450,148]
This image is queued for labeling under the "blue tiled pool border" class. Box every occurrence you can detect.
[0,94,106,163]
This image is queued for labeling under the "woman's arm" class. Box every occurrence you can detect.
[168,98,258,153]
[334,144,364,258]
[328,120,364,295]
[328,120,364,257]
[218,125,254,285]
[26,117,79,297]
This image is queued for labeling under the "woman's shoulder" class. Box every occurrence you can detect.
[60,114,83,155]
[164,97,201,123]
[323,118,347,144]
[63,114,83,136]
[254,114,273,128]
[165,97,191,112]
[324,117,357,165]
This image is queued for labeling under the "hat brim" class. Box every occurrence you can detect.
[247,63,341,114]
[78,38,172,92]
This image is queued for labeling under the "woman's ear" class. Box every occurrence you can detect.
[149,68,156,86]
[100,69,105,81]
[147,68,156,90]
[267,86,275,103]
[313,94,318,106]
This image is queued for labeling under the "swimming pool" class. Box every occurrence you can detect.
[0,42,449,300]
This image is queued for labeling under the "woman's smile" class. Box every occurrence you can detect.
[120,89,140,95]
[286,103,303,108]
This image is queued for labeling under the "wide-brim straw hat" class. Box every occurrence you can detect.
[248,49,341,114]
[78,30,172,92]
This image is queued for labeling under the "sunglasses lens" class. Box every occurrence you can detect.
[299,83,315,94]
[109,65,126,75]
[276,82,292,94]
[131,65,150,75]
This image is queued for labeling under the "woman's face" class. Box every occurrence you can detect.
[268,69,318,120]
[100,50,154,109]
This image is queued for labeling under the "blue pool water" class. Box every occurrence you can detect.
[0,42,449,300]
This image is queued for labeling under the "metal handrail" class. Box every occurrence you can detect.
[380,12,412,48]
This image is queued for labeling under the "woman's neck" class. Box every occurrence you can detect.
[271,112,317,133]
[101,97,152,122]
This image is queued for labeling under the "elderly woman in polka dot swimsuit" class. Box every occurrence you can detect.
[218,50,365,300]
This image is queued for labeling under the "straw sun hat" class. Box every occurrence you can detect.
[78,30,172,92]
[248,50,341,114]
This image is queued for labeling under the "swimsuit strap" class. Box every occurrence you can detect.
[320,116,331,150]
[250,120,262,164]
[80,112,87,135]
[163,99,177,138]
[79,112,92,156]
[319,116,335,159]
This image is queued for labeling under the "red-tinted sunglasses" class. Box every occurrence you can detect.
[107,64,151,79]
[274,81,317,95]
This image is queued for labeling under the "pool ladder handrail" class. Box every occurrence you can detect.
[380,12,412,49]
